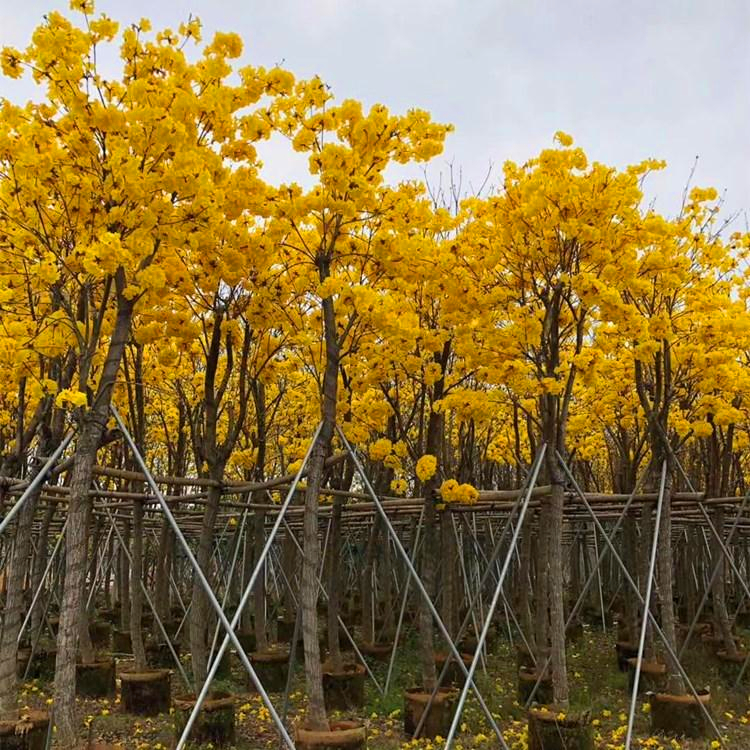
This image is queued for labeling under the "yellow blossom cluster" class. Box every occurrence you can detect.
[439,479,480,505]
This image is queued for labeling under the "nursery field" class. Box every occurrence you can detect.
[0,2,749,750]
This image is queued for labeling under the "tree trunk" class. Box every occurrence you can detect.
[416,344,450,693]
[53,295,134,747]
[440,514,457,638]
[638,503,655,660]
[547,480,569,706]
[517,516,536,653]
[87,519,101,617]
[711,510,736,656]
[326,493,344,671]
[623,515,639,644]
[77,500,95,663]
[53,424,100,745]
[657,474,684,694]
[299,274,340,730]
[30,504,55,638]
[154,518,172,624]
[130,498,147,671]
[240,518,253,635]
[103,527,114,609]
[190,482,222,688]
[282,528,297,621]
[418,492,439,692]
[300,437,329,730]
[253,507,269,653]
[0,481,41,715]
[534,504,551,663]
[119,520,131,631]
[381,524,395,639]
[361,518,380,645]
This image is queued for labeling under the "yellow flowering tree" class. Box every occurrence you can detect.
[465,133,660,705]
[263,80,450,725]
[0,3,295,739]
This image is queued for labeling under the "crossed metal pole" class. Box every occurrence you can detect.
[625,461,667,749]
[556,452,726,749]
[443,444,545,748]
[450,515,487,675]
[85,524,116,611]
[0,431,74,538]
[384,508,424,694]
[667,452,750,688]
[337,425,510,749]
[14,412,741,749]
[677,493,750,661]
[280,517,384,694]
[458,513,535,668]
[413,449,546,740]
[522,458,655,709]
[207,497,253,667]
[18,516,69,645]
[112,404,315,750]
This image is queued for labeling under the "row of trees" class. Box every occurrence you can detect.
[0,3,748,743]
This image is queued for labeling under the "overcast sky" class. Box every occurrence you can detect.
[1,0,748,220]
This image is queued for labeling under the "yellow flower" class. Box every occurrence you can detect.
[0,47,24,79]
[55,388,87,409]
[369,437,393,461]
[416,454,437,482]
[390,478,407,495]
[69,0,94,12]
[554,131,574,147]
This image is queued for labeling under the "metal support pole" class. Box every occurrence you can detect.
[24,550,65,681]
[592,521,606,632]
[384,509,424,694]
[0,431,74,537]
[280,518,384,694]
[207,497,253,665]
[451,515,486,674]
[523,459,655,708]
[625,461,667,750]
[460,514,533,658]
[444,445,545,749]
[86,524,115,610]
[150,527,189,617]
[557,451,726,748]
[678,499,748,659]
[18,517,69,644]
[264,541,302,731]
[113,404,309,750]
[338,425,510,748]
[485,516,516,649]
[414,450,547,738]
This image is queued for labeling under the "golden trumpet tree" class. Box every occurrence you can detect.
[613,190,750,688]
[0,3,298,740]
[465,133,663,704]
[264,86,450,727]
